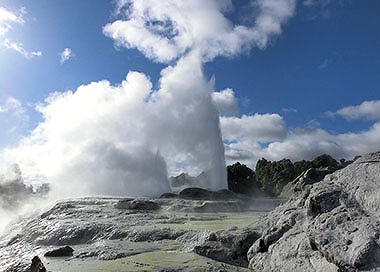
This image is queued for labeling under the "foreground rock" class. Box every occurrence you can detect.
[195,152,380,271]
[44,245,74,257]
[0,191,269,271]
[30,256,46,272]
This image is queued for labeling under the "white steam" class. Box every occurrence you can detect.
[1,0,297,200]
[3,53,226,198]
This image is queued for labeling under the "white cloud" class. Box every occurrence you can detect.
[59,48,73,64]
[103,0,296,63]
[3,39,42,59]
[0,96,26,115]
[0,6,25,36]
[0,97,29,148]
[2,1,299,199]
[221,113,286,143]
[281,107,297,113]
[211,88,238,116]
[221,109,380,170]
[331,100,380,121]
[303,0,333,7]
[3,53,227,197]
[0,6,42,59]
[220,113,287,168]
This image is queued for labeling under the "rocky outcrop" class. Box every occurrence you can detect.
[192,152,380,271]
[245,152,380,271]
[30,256,46,272]
[44,245,74,257]
[115,199,160,211]
[194,227,260,267]
[4,256,46,272]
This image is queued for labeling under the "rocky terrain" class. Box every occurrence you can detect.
[196,152,380,271]
[1,151,379,271]
[0,188,278,272]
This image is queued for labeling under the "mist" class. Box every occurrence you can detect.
[0,0,297,225]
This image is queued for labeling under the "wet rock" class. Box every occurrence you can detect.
[160,192,178,198]
[115,199,160,210]
[179,187,213,200]
[194,227,260,267]
[40,202,76,219]
[154,268,186,272]
[193,200,245,212]
[30,256,46,272]
[34,223,109,245]
[44,245,74,257]
[178,187,248,201]
[4,256,47,272]
[210,189,247,200]
[130,228,186,242]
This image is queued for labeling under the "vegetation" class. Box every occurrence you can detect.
[227,162,261,195]
[227,154,352,197]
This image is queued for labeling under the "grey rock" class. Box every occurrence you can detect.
[129,228,186,242]
[160,192,178,198]
[194,227,260,267]
[115,198,160,210]
[30,256,46,272]
[193,200,245,213]
[179,187,213,200]
[44,245,74,257]
[246,151,380,272]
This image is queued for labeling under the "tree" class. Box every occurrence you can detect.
[294,160,313,177]
[256,158,295,196]
[227,162,259,195]
[311,154,338,169]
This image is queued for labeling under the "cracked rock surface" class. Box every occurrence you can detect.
[245,152,380,272]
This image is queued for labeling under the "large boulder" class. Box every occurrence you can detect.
[44,245,74,257]
[194,227,260,267]
[246,152,380,272]
[115,199,160,211]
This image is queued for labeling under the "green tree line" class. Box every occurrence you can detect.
[227,154,353,197]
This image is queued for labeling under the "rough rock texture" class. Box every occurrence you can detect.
[5,256,46,272]
[246,152,380,272]
[194,227,260,267]
[115,198,160,210]
[178,187,250,201]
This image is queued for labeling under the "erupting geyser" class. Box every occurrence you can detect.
[1,0,297,200]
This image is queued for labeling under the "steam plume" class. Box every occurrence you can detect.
[1,0,296,199]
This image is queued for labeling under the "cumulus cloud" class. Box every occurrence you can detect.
[220,113,287,168]
[215,91,380,169]
[3,39,42,59]
[2,1,298,199]
[3,54,226,197]
[329,100,380,121]
[60,47,73,64]
[103,0,296,62]
[222,111,380,170]
[221,113,286,142]
[211,88,238,116]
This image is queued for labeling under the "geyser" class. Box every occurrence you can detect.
[3,53,227,198]
[1,0,297,199]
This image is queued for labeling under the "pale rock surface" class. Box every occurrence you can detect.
[247,152,380,272]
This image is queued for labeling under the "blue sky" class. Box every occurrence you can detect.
[1,0,380,192]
